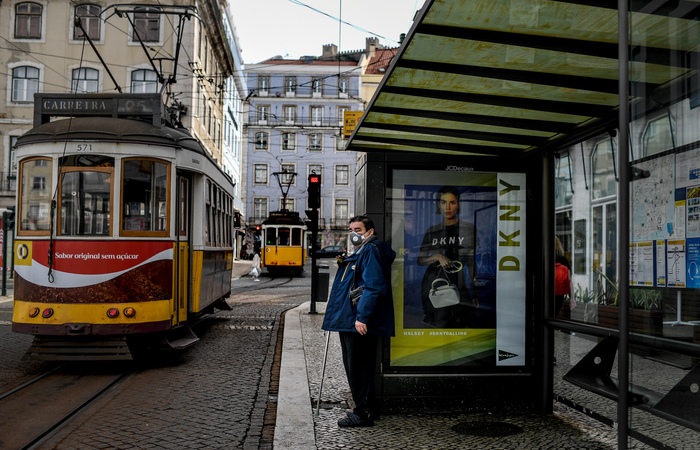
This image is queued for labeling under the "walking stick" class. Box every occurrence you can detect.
[315,330,331,416]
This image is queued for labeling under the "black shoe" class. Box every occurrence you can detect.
[338,412,374,428]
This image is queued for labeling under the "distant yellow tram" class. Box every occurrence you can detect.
[261,211,306,276]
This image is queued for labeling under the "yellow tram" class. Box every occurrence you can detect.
[11,93,234,359]
[261,211,307,276]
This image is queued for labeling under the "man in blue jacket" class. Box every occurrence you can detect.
[322,215,396,427]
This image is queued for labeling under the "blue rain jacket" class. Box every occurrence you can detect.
[321,237,396,336]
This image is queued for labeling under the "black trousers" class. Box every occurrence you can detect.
[339,332,379,419]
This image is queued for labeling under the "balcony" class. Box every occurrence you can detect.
[246,116,346,128]
[328,218,349,229]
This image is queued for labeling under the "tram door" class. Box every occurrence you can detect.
[175,174,191,323]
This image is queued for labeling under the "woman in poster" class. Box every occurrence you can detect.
[417,186,479,328]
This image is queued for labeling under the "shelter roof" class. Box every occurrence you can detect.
[346,0,700,157]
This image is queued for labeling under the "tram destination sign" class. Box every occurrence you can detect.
[34,94,162,126]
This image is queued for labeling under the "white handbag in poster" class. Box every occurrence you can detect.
[428,277,460,308]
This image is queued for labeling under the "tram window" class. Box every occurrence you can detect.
[278,227,290,246]
[121,159,169,236]
[266,228,277,246]
[18,157,53,235]
[205,180,211,245]
[59,169,112,236]
[292,228,302,246]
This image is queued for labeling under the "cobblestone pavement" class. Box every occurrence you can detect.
[3,259,700,449]
[299,302,623,450]
[0,263,309,450]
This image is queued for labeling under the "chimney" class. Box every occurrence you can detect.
[322,44,337,59]
[366,37,379,57]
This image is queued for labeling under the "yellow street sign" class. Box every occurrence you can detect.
[343,111,363,139]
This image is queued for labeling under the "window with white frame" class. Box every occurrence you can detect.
[253,197,268,221]
[309,133,322,151]
[254,164,268,184]
[335,165,349,185]
[280,197,295,211]
[257,105,269,123]
[285,76,296,95]
[642,114,675,158]
[312,78,323,95]
[335,199,349,221]
[132,7,160,42]
[338,77,349,95]
[71,68,99,93]
[255,131,268,150]
[592,139,616,200]
[337,106,349,125]
[284,105,296,123]
[282,132,296,151]
[555,153,573,208]
[14,2,42,39]
[11,66,40,102]
[336,135,346,151]
[258,76,269,95]
[280,163,296,185]
[73,4,101,40]
[311,106,323,125]
[130,69,158,93]
[32,175,46,192]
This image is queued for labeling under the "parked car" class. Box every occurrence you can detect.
[315,245,346,258]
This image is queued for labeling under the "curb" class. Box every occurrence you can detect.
[273,302,315,449]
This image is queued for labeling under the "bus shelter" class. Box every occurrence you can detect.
[346,0,700,447]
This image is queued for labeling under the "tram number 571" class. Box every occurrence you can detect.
[76,144,93,152]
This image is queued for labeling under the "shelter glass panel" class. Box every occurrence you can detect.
[626,4,700,443]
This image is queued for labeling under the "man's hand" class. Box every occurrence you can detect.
[355,320,367,335]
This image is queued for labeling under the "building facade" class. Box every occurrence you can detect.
[0,0,240,210]
[243,45,364,250]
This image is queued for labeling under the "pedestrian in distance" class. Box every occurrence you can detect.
[322,215,396,427]
[251,252,261,282]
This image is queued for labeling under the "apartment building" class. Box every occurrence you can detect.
[243,44,364,249]
[0,0,243,212]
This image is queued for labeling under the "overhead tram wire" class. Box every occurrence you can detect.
[47,29,92,284]
[287,0,396,43]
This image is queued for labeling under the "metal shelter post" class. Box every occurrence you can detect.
[617,0,631,447]
[542,151,555,414]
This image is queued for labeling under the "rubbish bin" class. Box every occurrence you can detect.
[315,264,329,302]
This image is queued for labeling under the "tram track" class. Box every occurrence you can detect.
[0,363,133,450]
[229,276,295,295]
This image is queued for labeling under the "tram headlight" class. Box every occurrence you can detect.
[29,307,40,318]
[123,307,136,318]
[106,308,120,318]
[42,308,54,319]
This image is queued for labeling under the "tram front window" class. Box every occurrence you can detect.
[121,159,169,235]
[60,169,112,236]
[266,228,277,246]
[278,228,290,245]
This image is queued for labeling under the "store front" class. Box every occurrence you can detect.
[346,0,700,447]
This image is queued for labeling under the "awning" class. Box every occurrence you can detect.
[346,0,700,157]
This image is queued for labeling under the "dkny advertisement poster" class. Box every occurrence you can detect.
[390,169,526,367]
